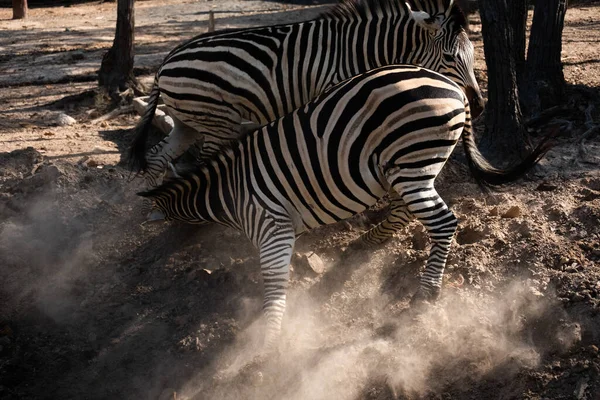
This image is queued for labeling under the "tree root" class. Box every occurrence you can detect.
[524,105,570,128]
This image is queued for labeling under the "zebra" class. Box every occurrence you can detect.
[138,65,551,350]
[130,0,485,188]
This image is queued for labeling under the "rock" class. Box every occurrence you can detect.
[489,206,499,216]
[292,252,326,276]
[54,113,77,126]
[502,206,522,218]
[411,225,428,250]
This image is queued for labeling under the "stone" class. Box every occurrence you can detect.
[502,206,522,218]
[54,113,76,126]
[292,252,326,276]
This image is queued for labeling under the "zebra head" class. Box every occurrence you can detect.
[407,1,485,118]
[137,178,211,225]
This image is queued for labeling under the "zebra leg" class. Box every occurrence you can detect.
[144,116,198,188]
[389,180,458,304]
[256,219,296,351]
[358,194,415,247]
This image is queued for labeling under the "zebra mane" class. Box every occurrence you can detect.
[320,0,404,19]
[321,0,467,29]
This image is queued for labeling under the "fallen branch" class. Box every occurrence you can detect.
[90,105,134,124]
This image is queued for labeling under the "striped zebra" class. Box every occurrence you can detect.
[130,0,485,188]
[138,65,550,349]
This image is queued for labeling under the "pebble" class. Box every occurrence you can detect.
[502,206,522,218]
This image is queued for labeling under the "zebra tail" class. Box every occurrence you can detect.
[129,75,161,173]
[461,103,555,186]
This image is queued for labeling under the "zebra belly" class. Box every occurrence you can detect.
[281,172,389,233]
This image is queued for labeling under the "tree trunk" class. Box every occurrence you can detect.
[478,0,528,163]
[508,0,528,86]
[12,0,27,19]
[523,0,568,114]
[98,0,141,103]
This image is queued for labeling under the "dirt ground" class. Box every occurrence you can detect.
[1,1,600,399]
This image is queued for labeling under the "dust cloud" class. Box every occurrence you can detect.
[0,195,95,322]
[179,279,577,400]
[0,172,131,327]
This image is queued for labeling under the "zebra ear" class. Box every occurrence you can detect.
[406,3,443,32]
[444,0,455,19]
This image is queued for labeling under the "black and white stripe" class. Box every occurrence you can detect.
[139,65,550,349]
[130,0,485,188]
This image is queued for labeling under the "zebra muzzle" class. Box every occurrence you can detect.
[145,209,167,223]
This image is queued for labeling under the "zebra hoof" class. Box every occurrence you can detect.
[409,286,441,308]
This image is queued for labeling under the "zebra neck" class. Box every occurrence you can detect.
[190,152,241,230]
[323,12,417,85]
